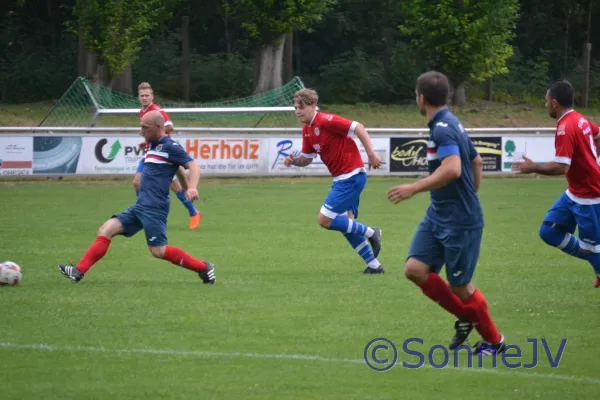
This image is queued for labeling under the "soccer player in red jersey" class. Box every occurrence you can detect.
[284,88,384,274]
[513,80,600,287]
[134,82,202,230]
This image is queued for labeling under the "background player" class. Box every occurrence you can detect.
[387,71,505,355]
[512,80,600,288]
[135,82,201,230]
[284,88,384,274]
[58,110,215,284]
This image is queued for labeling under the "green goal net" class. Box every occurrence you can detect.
[39,77,306,128]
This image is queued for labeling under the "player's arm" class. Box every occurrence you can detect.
[184,161,200,190]
[285,153,314,167]
[161,110,174,133]
[513,127,573,176]
[176,166,189,191]
[354,123,382,169]
[412,153,461,193]
[468,139,483,191]
[387,127,461,203]
[412,127,462,192]
[284,133,315,168]
[170,141,199,200]
[471,155,483,191]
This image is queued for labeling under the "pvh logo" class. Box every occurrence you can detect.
[95,139,122,164]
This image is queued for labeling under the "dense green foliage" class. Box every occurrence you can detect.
[0,0,598,104]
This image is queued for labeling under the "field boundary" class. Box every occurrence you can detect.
[1,341,598,385]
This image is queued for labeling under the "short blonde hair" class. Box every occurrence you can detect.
[138,82,153,92]
[292,88,319,106]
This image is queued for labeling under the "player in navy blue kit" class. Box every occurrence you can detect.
[387,71,504,355]
[58,110,215,284]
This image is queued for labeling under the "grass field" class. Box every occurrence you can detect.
[3,100,600,128]
[1,176,599,399]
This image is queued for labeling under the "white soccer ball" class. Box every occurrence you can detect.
[0,261,22,286]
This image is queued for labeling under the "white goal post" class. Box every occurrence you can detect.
[89,107,300,127]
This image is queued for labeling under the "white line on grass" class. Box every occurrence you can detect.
[1,341,599,385]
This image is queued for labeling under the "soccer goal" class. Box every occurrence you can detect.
[38,77,307,128]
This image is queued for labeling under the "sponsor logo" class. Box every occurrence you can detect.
[185,139,260,160]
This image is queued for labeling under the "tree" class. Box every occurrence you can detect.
[71,0,179,92]
[399,0,519,105]
[505,140,516,156]
[224,0,336,93]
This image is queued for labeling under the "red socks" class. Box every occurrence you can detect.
[419,273,467,320]
[163,246,207,272]
[463,290,502,344]
[77,236,111,273]
[419,273,502,344]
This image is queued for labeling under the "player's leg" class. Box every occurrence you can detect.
[572,202,600,287]
[538,193,580,256]
[170,170,201,229]
[58,208,141,282]
[443,227,505,354]
[404,218,469,324]
[341,209,384,274]
[318,173,380,241]
[132,157,145,197]
[140,211,215,284]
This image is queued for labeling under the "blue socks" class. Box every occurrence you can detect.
[175,191,197,217]
[343,233,381,268]
[329,215,374,237]
[539,223,581,257]
[539,222,600,274]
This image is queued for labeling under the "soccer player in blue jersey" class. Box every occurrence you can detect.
[387,71,505,355]
[58,110,215,284]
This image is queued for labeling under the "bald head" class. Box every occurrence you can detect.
[140,110,165,143]
[142,110,165,126]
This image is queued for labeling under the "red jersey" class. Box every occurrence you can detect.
[301,112,365,180]
[140,103,173,152]
[555,110,600,202]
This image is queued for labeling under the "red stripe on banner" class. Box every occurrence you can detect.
[0,161,32,168]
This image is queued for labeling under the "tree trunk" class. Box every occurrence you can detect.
[110,65,132,95]
[253,34,287,94]
[181,16,190,101]
[452,82,467,106]
[284,30,293,82]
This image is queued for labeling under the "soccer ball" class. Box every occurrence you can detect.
[0,261,22,286]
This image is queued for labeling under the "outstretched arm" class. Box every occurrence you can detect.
[512,156,569,176]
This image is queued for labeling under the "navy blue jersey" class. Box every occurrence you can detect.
[137,136,193,213]
[425,108,483,230]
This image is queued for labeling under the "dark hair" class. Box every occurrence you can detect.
[548,80,574,108]
[416,71,450,107]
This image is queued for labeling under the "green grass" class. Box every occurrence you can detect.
[3,100,600,128]
[1,176,599,399]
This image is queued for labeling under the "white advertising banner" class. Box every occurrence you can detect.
[180,137,269,174]
[267,137,390,176]
[501,136,556,172]
[0,136,33,176]
[77,136,146,174]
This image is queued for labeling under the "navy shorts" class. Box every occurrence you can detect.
[136,156,145,174]
[407,216,483,286]
[544,192,600,252]
[320,172,366,219]
[113,205,168,247]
